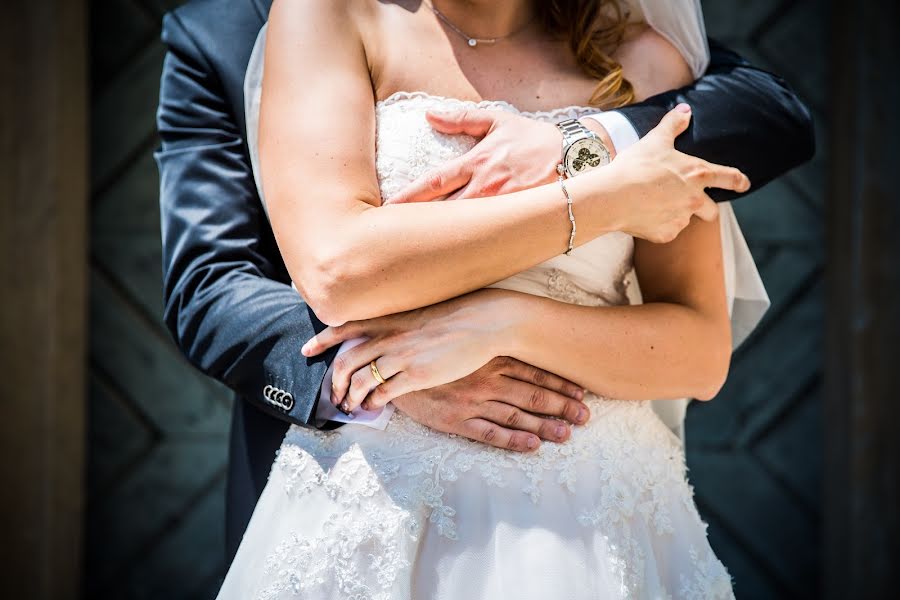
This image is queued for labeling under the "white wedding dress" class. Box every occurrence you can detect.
[219,2,770,599]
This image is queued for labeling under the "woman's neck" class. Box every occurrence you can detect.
[430,0,535,41]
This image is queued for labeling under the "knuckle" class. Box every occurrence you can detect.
[538,419,558,439]
[350,370,368,389]
[481,425,497,443]
[505,410,521,428]
[531,368,547,387]
[506,433,524,452]
[480,375,501,395]
[492,356,513,371]
[529,388,548,411]
[426,171,445,191]
[371,384,389,401]
[333,355,348,376]
[472,152,490,168]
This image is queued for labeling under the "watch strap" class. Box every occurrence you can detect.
[557,118,595,145]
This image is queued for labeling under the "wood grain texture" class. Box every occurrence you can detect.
[826,0,900,596]
[0,0,88,597]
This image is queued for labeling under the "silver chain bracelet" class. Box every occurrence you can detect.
[558,176,577,255]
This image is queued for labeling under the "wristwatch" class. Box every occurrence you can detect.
[556,118,611,178]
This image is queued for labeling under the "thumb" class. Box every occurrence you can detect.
[652,103,692,143]
[425,108,496,137]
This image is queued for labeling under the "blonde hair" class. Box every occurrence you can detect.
[536,0,636,109]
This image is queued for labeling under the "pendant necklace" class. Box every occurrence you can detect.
[426,1,532,48]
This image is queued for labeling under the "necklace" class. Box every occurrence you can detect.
[426,1,532,48]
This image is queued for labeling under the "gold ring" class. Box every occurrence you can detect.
[369,360,387,385]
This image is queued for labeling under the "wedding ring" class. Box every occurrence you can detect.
[369,360,387,385]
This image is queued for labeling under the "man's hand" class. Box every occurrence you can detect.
[386,109,612,203]
[391,356,590,452]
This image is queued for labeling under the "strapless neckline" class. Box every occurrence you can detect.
[375,90,602,120]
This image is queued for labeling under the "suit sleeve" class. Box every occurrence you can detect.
[155,13,339,428]
[616,38,816,201]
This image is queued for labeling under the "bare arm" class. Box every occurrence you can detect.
[260,0,746,326]
[502,216,731,401]
[306,215,730,412]
[302,28,730,410]
[494,31,732,400]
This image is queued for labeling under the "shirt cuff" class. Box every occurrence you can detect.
[581,111,640,154]
[314,336,395,430]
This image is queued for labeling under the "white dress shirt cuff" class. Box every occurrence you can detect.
[581,111,640,154]
[314,336,395,430]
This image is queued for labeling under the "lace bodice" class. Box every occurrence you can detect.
[374,91,638,309]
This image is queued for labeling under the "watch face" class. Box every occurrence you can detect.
[564,138,609,176]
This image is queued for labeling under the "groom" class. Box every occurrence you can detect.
[156,0,813,563]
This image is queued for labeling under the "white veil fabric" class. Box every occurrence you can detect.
[242,0,770,440]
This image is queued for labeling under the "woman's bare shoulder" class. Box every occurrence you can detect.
[268,0,377,35]
[615,24,694,101]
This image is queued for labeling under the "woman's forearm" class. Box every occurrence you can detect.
[284,171,622,326]
[498,293,732,401]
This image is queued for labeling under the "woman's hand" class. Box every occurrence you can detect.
[301,289,532,413]
[601,104,750,244]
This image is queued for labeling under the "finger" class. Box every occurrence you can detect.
[301,322,365,357]
[425,108,497,137]
[497,357,585,401]
[497,378,590,425]
[480,401,571,443]
[702,163,751,194]
[457,418,540,453]
[357,372,415,412]
[446,176,499,201]
[330,340,388,407]
[385,156,474,204]
[692,193,719,223]
[651,103,692,143]
[345,356,403,411]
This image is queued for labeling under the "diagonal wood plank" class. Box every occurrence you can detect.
[92,40,166,193]
[90,268,232,436]
[86,439,228,596]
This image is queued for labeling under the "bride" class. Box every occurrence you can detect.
[219,0,769,598]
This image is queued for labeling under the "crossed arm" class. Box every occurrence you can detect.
[157,4,812,447]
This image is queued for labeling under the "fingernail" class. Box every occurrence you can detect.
[576,407,588,424]
[526,437,538,449]
[340,401,351,413]
[555,424,567,439]
[300,344,310,356]
[675,103,691,113]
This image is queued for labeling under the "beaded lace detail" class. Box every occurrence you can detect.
[262,399,731,599]
[242,92,733,600]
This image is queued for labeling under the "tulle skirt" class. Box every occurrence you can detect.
[217,397,734,600]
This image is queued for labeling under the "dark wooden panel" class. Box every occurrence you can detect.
[0,1,88,598]
[826,0,900,596]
